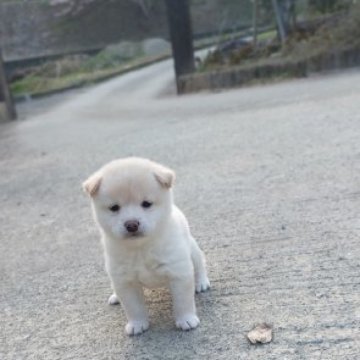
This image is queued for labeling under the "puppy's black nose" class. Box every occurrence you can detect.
[125,220,139,233]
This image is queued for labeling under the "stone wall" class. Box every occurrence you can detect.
[178,47,360,94]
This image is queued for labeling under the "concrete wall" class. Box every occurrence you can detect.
[178,47,360,94]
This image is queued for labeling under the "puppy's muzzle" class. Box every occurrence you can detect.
[125,220,140,234]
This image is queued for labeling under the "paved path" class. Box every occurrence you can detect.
[1,60,360,359]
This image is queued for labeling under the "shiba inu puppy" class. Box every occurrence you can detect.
[83,157,210,335]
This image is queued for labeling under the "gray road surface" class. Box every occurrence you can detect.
[1,59,360,359]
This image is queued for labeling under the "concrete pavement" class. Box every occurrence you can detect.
[1,60,360,359]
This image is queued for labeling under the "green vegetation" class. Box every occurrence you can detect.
[9,0,360,96]
[285,4,360,58]
[10,52,169,97]
[201,2,360,72]
[9,27,255,97]
[257,30,277,42]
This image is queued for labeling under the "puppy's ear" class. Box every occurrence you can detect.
[82,172,102,197]
[154,166,175,189]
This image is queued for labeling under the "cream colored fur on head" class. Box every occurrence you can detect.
[83,157,210,335]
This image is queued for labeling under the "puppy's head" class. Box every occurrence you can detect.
[83,157,175,240]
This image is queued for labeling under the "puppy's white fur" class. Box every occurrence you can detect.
[83,157,210,335]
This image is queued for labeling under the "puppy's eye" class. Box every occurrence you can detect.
[141,201,152,209]
[109,204,120,212]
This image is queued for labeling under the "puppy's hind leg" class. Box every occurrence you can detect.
[190,237,210,293]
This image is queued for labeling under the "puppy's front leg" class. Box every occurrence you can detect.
[113,282,149,336]
[170,276,200,331]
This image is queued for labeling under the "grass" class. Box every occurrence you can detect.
[257,29,277,41]
[10,52,170,97]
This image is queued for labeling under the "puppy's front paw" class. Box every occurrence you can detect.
[108,293,120,305]
[125,320,149,336]
[195,276,210,293]
[175,314,200,331]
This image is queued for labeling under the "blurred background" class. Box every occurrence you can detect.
[0,0,359,108]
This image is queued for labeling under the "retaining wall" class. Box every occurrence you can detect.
[178,47,360,94]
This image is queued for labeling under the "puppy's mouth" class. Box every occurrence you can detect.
[124,232,144,239]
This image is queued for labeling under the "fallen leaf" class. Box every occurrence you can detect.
[247,323,272,344]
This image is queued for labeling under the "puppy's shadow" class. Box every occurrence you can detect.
[146,287,214,328]
[145,288,173,327]
[126,287,215,350]
[103,286,216,357]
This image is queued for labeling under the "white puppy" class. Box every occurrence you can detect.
[83,157,210,335]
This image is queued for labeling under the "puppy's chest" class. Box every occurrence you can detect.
[124,252,170,288]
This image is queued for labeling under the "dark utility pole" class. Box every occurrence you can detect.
[164,0,195,93]
[0,48,16,121]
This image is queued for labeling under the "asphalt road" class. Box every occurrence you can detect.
[1,59,360,359]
